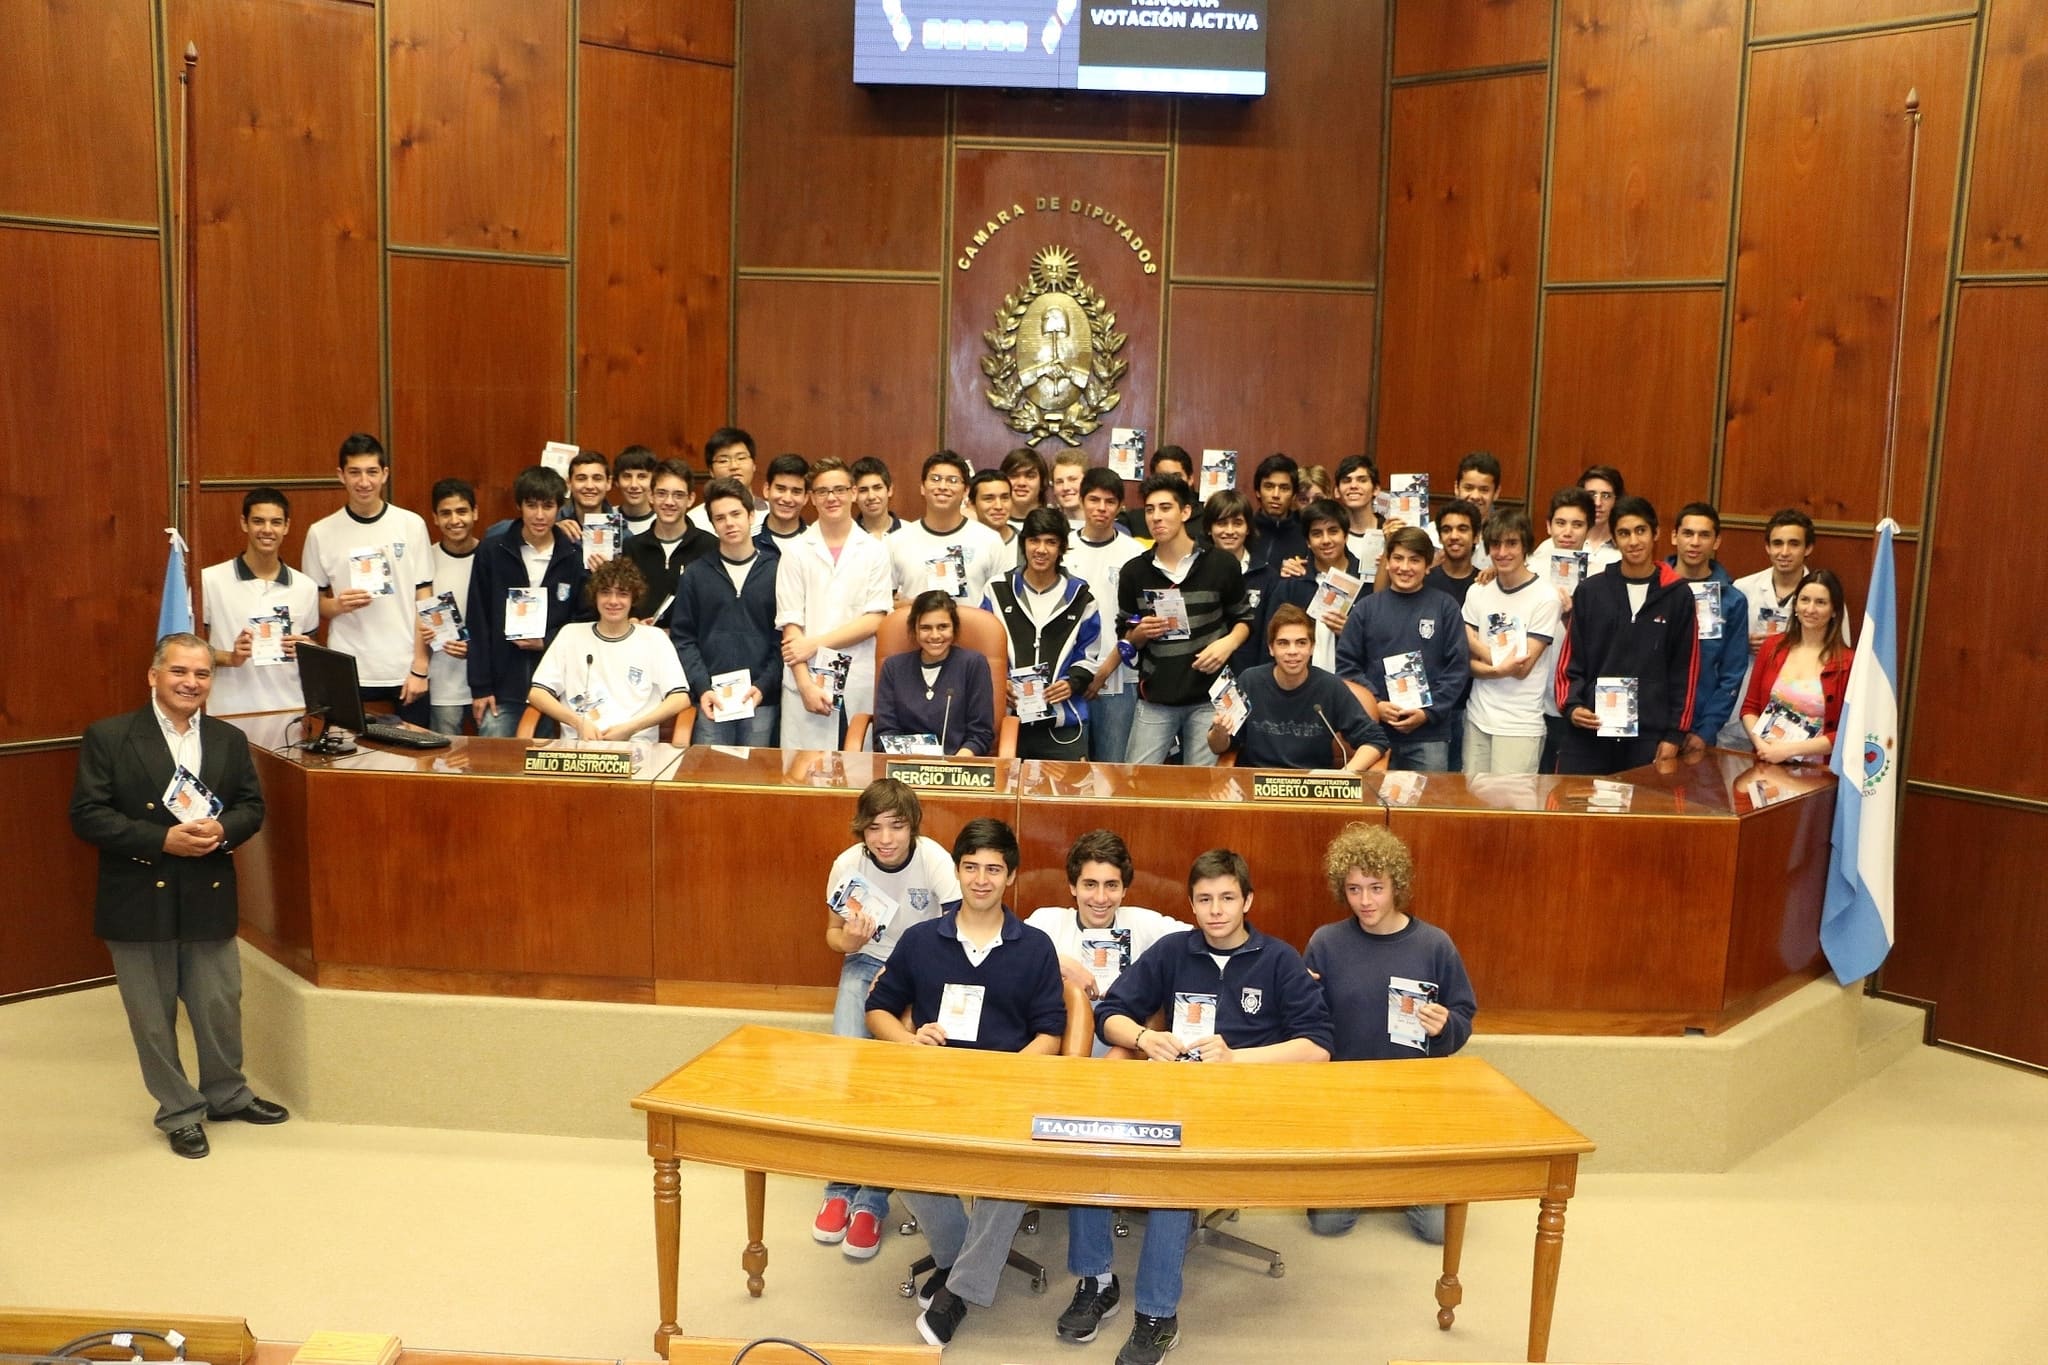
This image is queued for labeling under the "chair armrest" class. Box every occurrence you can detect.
[1060,981,1097,1056]
[515,705,541,739]
[844,714,873,753]
[671,705,697,746]
[995,717,1020,759]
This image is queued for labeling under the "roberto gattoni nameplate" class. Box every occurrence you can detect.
[1252,771,1364,802]
[1031,1115,1183,1147]
[884,758,999,791]
[523,746,635,777]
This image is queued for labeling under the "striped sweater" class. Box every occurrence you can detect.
[1116,545,1254,707]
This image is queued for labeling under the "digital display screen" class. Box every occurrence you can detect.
[854,1,1268,97]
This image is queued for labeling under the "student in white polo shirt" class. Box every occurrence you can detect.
[199,487,321,717]
[301,433,435,726]
[528,557,690,743]
[887,450,1006,606]
[425,478,481,735]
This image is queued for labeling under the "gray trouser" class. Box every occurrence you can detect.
[107,937,253,1132]
[901,1190,1028,1307]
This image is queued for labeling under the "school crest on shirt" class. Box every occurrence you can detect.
[908,889,934,913]
[1245,588,1262,608]
[1239,987,1263,1016]
[1418,619,1435,640]
[628,666,644,687]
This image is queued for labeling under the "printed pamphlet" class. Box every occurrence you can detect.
[708,668,755,721]
[1198,449,1237,501]
[1209,667,1249,735]
[1594,676,1639,737]
[349,547,395,597]
[1109,427,1147,481]
[1383,651,1433,711]
[1387,975,1439,1053]
[418,592,466,652]
[1011,663,1051,723]
[504,587,545,641]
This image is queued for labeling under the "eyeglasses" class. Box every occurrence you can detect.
[926,475,964,488]
[812,484,853,499]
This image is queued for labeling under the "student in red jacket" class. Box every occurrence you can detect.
[1740,568,1852,764]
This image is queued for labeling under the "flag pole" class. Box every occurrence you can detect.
[1878,88,1922,523]
[178,41,201,571]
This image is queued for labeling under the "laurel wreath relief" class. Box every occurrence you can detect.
[982,246,1128,446]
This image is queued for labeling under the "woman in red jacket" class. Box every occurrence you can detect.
[1740,568,1851,763]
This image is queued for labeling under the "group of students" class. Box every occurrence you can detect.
[195,431,1854,779]
[813,777,1477,1360]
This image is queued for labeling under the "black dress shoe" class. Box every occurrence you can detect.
[167,1124,209,1159]
[206,1095,290,1125]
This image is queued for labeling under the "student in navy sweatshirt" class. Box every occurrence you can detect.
[1090,848,1333,1365]
[1553,495,1701,774]
[1334,526,1470,771]
[1303,823,1476,1245]
[670,477,782,746]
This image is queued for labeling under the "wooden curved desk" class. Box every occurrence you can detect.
[633,1026,1595,1362]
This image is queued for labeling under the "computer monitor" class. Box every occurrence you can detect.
[295,640,369,736]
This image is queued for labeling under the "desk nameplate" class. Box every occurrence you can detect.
[885,757,998,790]
[1031,1114,1183,1147]
[523,747,635,777]
[1252,771,1364,802]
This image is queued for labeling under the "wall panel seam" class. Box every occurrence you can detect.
[152,0,178,532]
[565,0,579,440]
[1750,11,1978,50]
[953,137,1172,155]
[1954,270,2048,285]
[727,0,744,421]
[738,266,945,282]
[575,36,735,68]
[387,243,572,266]
[0,213,158,238]
[1168,277,1376,294]
[1707,0,1761,510]
[1366,11,1396,464]
[1905,780,2048,816]
[1545,277,1727,293]
[1390,60,1548,89]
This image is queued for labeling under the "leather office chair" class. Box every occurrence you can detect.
[515,702,697,744]
[845,604,1021,757]
[895,980,1096,1299]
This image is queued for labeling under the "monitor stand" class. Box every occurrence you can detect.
[305,726,358,756]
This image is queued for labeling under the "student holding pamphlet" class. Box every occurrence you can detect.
[1529,487,1604,771]
[527,558,689,743]
[775,457,892,751]
[872,591,995,757]
[886,450,1006,606]
[1334,454,1387,577]
[1210,607,1387,772]
[199,487,321,718]
[817,780,961,1260]
[564,449,615,531]
[1461,508,1562,775]
[1276,498,1364,671]
[1424,499,1483,606]
[1203,490,1281,671]
[302,433,435,726]
[671,478,782,747]
[982,507,1102,760]
[1666,502,1752,756]
[866,819,1063,1350]
[465,465,589,737]
[1087,849,1332,1365]
[622,459,716,627]
[1722,508,1847,750]
[1118,474,1255,765]
[423,479,479,735]
[1334,526,1470,772]
[1553,496,1700,774]
[1740,568,1851,765]
[1303,824,1477,1244]
[1023,829,1179,1015]
[1068,467,1148,763]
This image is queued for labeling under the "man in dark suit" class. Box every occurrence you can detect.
[69,632,289,1158]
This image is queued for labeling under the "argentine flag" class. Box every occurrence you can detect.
[157,527,194,639]
[1822,519,1899,983]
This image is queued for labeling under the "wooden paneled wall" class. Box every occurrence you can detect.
[1379,0,2047,1067]
[733,0,1384,505]
[0,0,733,996]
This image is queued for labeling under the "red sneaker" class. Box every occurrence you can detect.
[842,1209,882,1260]
[813,1196,851,1244]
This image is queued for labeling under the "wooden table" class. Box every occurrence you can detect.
[632,1026,1594,1362]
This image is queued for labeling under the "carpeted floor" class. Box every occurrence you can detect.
[4,984,2045,1365]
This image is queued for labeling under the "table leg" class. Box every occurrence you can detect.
[743,1168,769,1297]
[1527,1195,1567,1363]
[652,1151,682,1354]
[1434,1202,1468,1330]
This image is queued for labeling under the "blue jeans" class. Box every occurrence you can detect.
[1126,698,1217,766]
[475,702,536,738]
[824,954,891,1220]
[1388,737,1450,772]
[1088,687,1137,764]
[429,704,469,736]
[1068,1206,1194,1318]
[1307,1204,1445,1245]
[693,703,780,748]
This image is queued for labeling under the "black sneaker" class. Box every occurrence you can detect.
[1056,1274,1123,1342]
[916,1264,950,1310]
[1115,1312,1179,1365]
[917,1287,968,1348]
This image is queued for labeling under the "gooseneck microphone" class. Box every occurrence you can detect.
[1313,703,1352,766]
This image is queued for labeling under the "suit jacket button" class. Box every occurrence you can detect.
[155,881,167,889]
[146,801,157,810]
[212,881,221,889]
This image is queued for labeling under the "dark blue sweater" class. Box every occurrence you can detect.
[669,545,783,698]
[465,527,591,707]
[1333,584,1471,743]
[865,909,1066,1053]
[1096,926,1333,1054]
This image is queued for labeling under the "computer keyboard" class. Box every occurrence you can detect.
[362,721,452,750]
